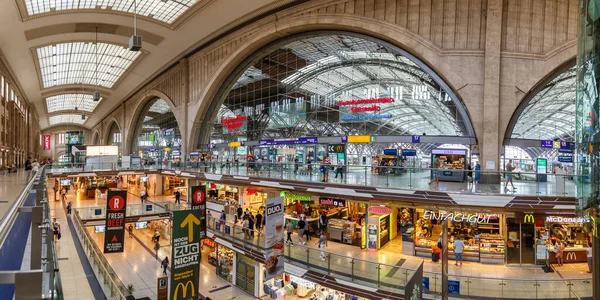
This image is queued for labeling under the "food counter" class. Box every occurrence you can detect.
[414,239,480,262]
[479,236,505,264]
[284,208,348,233]
[549,247,588,264]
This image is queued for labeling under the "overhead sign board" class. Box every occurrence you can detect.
[347,135,371,143]
[558,156,573,163]
[171,210,201,300]
[431,149,467,155]
[103,190,127,253]
[88,145,119,156]
[327,144,345,153]
[541,140,575,149]
[402,149,417,156]
[258,137,317,146]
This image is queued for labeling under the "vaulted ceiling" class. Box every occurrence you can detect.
[0,0,289,129]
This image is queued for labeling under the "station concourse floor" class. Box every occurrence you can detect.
[56,185,592,299]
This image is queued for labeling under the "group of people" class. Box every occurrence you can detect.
[227,206,264,239]
[430,236,466,266]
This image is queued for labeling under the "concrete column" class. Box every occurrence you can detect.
[480,0,503,183]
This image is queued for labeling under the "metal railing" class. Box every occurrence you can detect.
[71,210,132,300]
[48,162,586,197]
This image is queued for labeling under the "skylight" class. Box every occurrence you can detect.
[46,94,101,113]
[148,99,171,114]
[48,114,87,125]
[37,42,141,89]
[24,0,199,24]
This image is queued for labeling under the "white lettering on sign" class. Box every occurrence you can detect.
[173,242,200,269]
[423,210,491,224]
[412,85,431,100]
[546,216,590,223]
[266,204,282,216]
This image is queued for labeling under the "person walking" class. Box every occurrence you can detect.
[286,221,295,246]
[161,257,169,275]
[31,160,40,178]
[51,218,61,242]
[25,157,32,181]
[307,158,312,175]
[128,224,133,238]
[316,231,328,261]
[297,217,306,245]
[255,211,263,235]
[154,241,160,258]
[248,213,255,238]
[219,210,227,230]
[66,201,72,216]
[61,187,67,201]
[556,241,564,266]
[428,156,441,188]
[294,156,299,175]
[174,189,181,204]
[321,155,331,182]
[242,215,249,239]
[454,237,465,266]
[505,159,517,191]
[237,205,243,222]
[437,237,444,261]
[319,212,327,234]
[153,229,161,244]
[586,243,593,273]
[304,216,311,242]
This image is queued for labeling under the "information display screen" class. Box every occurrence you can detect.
[537,158,547,174]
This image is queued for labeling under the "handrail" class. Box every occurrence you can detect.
[0,167,40,247]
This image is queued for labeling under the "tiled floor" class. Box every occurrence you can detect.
[0,170,27,216]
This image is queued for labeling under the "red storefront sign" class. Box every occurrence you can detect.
[43,135,51,150]
[338,97,394,106]
[368,206,392,215]
[222,115,247,132]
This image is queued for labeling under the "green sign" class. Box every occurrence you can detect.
[171,210,201,300]
[280,191,311,202]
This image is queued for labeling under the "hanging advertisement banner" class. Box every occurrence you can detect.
[264,197,285,280]
[190,185,207,239]
[43,135,51,150]
[405,261,423,299]
[171,210,201,300]
[103,190,127,253]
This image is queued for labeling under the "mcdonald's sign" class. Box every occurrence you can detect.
[565,251,577,261]
[523,213,535,224]
[173,280,195,300]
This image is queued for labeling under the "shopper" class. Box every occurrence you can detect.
[437,237,444,261]
[174,189,181,204]
[294,156,299,174]
[66,201,72,216]
[319,212,327,234]
[334,161,344,180]
[304,216,311,242]
[237,205,243,221]
[248,213,255,237]
[220,210,227,230]
[242,215,249,239]
[431,241,440,263]
[297,217,306,245]
[140,190,146,203]
[505,159,516,191]
[128,224,133,238]
[586,243,593,273]
[255,211,263,235]
[454,237,464,266]
[317,231,328,261]
[428,156,441,188]
[153,229,161,244]
[51,218,61,242]
[32,160,40,177]
[161,257,169,275]
[307,158,312,174]
[320,155,331,182]
[25,157,32,181]
[556,241,564,266]
[286,221,295,246]
[61,187,67,201]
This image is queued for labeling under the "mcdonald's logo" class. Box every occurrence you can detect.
[565,251,577,261]
[173,280,195,300]
[524,214,535,224]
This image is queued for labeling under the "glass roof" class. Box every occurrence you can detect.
[511,66,576,140]
[46,94,101,113]
[148,99,171,114]
[24,0,199,24]
[48,114,87,125]
[37,42,141,89]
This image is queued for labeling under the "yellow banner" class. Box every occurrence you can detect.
[229,141,241,147]
[347,135,371,143]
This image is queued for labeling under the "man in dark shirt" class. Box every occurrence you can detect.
[255,211,263,235]
[294,157,299,174]
[25,157,32,181]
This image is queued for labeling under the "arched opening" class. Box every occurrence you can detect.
[107,122,122,155]
[92,131,100,145]
[130,98,182,165]
[197,32,477,168]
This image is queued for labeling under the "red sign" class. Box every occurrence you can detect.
[43,135,51,150]
[192,189,205,204]
[108,195,126,211]
[351,105,380,113]
[368,206,392,215]
[222,115,247,132]
[338,97,394,106]
[246,188,257,195]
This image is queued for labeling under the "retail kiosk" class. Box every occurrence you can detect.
[430,148,467,182]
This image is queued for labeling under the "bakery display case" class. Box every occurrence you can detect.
[328,219,345,242]
[479,235,505,264]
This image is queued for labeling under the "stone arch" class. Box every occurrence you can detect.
[103,117,122,146]
[126,90,184,155]
[92,129,101,145]
[502,57,577,144]
[189,15,476,149]
[55,150,66,161]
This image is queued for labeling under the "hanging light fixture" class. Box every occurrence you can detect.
[128,0,142,51]
[93,27,101,102]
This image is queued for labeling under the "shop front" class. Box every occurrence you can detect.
[366,206,395,250]
[413,209,505,264]
[430,148,468,182]
[163,176,187,197]
[263,273,368,300]
[532,214,592,265]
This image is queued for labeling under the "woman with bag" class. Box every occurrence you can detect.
[320,155,331,182]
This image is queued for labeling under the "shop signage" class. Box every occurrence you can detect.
[350,105,380,112]
[319,197,346,207]
[523,213,535,224]
[281,191,311,202]
[190,186,207,239]
[402,149,417,156]
[264,197,285,280]
[558,156,573,163]
[246,188,258,195]
[289,275,316,289]
[368,206,392,215]
[222,115,247,132]
[171,210,201,300]
[202,239,215,248]
[422,210,492,224]
[431,149,467,155]
[545,215,590,223]
[229,141,243,147]
[157,276,168,300]
[405,262,423,300]
[327,144,345,153]
[103,190,127,253]
[43,135,51,150]
[338,97,395,106]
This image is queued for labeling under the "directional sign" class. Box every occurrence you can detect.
[171,210,201,300]
[327,144,345,153]
[190,186,207,239]
[103,190,127,253]
[157,276,168,300]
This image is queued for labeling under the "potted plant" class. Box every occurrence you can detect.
[125,284,135,300]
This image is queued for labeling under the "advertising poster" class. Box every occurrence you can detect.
[264,197,285,280]
[43,135,51,150]
[103,190,127,253]
[405,261,423,300]
[171,210,201,300]
[190,185,207,239]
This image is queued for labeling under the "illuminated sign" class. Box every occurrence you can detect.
[523,213,535,224]
[340,114,392,121]
[565,251,577,261]
[281,191,311,202]
[173,281,195,300]
[229,141,242,147]
[347,135,372,143]
[423,210,492,224]
[259,137,317,145]
[351,105,380,112]
[87,145,119,156]
[338,97,395,106]
[558,156,573,163]
[319,197,346,207]
[43,135,51,150]
[537,158,547,174]
[368,206,392,215]
[431,149,467,155]
[222,115,247,132]
[545,215,590,223]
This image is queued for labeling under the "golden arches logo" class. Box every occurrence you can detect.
[173,280,195,300]
[524,214,535,224]
[565,251,577,261]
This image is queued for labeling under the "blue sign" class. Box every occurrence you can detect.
[215,222,221,231]
[558,156,573,163]
[412,135,421,143]
[448,280,460,294]
[146,205,153,212]
[225,225,231,235]
[443,171,453,176]
[402,149,417,156]
[341,136,348,143]
[558,149,573,153]
[190,152,199,156]
[258,137,318,146]
[560,141,575,149]
[423,277,429,291]
[94,209,102,216]
[383,149,398,156]
[541,140,554,148]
